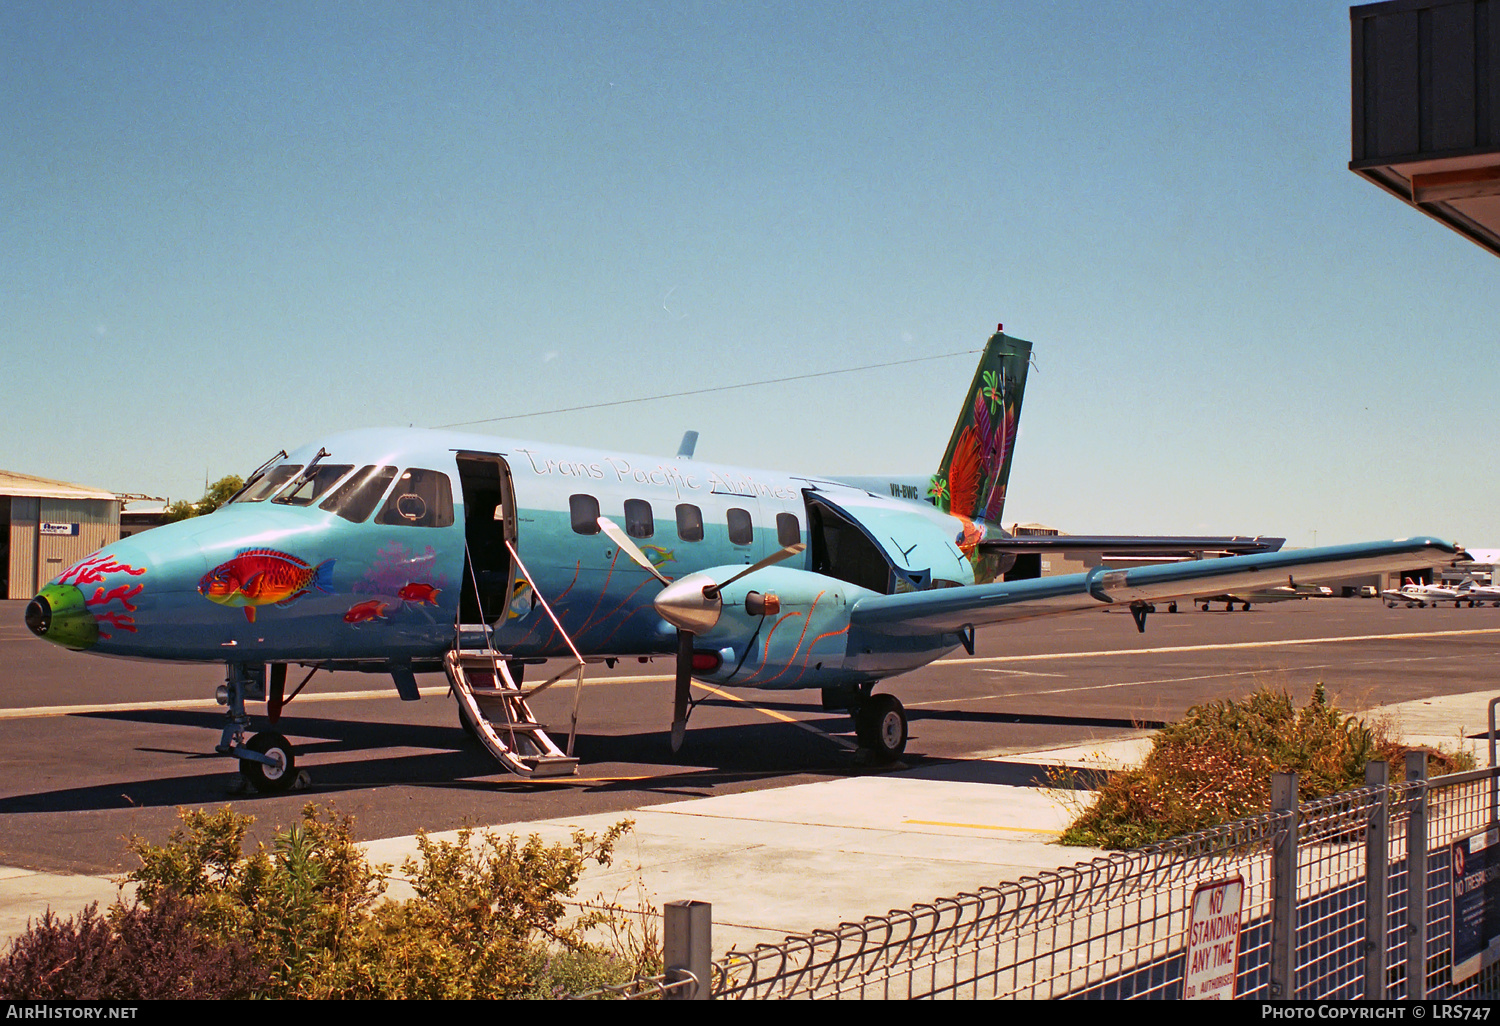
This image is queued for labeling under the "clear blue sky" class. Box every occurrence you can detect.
[3,1,1494,546]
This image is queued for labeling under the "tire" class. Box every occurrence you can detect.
[855,694,908,762]
[240,731,295,793]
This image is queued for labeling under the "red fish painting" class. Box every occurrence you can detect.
[198,549,335,623]
[396,582,441,605]
[343,599,389,624]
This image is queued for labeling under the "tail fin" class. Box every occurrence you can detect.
[930,327,1031,527]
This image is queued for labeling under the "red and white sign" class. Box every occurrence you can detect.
[1184,877,1244,1000]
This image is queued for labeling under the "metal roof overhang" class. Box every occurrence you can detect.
[1351,148,1500,257]
[0,470,118,502]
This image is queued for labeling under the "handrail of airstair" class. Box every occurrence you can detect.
[503,539,586,756]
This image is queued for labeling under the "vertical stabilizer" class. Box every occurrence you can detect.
[930,327,1031,531]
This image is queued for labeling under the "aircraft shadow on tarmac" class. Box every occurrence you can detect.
[699,695,1167,732]
[0,708,868,814]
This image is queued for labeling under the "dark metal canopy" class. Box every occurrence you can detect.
[1351,0,1500,257]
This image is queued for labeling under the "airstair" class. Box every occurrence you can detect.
[447,540,585,779]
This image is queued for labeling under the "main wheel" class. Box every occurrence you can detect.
[240,731,295,793]
[855,694,908,762]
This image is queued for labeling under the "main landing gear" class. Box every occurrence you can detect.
[217,663,303,794]
[826,684,909,763]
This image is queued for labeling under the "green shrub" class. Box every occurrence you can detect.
[126,803,386,995]
[117,802,658,999]
[1061,684,1476,849]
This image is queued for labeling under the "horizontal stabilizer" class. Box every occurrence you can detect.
[850,536,1458,636]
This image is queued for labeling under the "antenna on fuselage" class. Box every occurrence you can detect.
[677,431,699,460]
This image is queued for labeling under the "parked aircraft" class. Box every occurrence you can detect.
[1198,583,1334,612]
[1458,578,1500,607]
[23,327,1459,790]
[1382,578,1473,608]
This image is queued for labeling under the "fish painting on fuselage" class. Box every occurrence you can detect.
[23,327,1462,790]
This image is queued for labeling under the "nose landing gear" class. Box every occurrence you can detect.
[239,731,296,793]
[217,663,304,794]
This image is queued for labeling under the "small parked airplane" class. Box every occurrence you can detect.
[1382,578,1473,608]
[1457,577,1500,607]
[23,326,1459,790]
[1197,582,1334,612]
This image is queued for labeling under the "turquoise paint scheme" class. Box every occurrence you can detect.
[27,422,1462,701]
[30,427,973,684]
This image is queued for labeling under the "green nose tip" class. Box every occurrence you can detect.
[25,584,98,650]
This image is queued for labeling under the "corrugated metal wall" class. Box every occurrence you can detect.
[1352,0,1498,162]
[8,497,37,601]
[7,498,120,598]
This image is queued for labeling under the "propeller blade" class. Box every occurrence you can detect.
[596,517,672,586]
[704,543,806,598]
[671,629,693,753]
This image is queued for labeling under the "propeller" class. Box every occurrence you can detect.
[596,516,805,751]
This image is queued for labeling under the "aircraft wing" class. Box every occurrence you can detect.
[978,534,1285,557]
[849,536,1458,636]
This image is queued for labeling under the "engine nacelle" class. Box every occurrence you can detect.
[656,565,879,690]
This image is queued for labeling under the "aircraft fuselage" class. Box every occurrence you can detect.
[27,427,975,692]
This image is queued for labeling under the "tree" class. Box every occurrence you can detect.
[162,475,244,523]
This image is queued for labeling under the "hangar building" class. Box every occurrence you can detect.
[1,471,121,601]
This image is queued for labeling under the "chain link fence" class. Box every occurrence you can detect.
[583,758,1500,999]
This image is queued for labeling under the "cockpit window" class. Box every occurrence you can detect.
[374,469,455,528]
[230,465,304,504]
[319,465,398,523]
[272,465,354,507]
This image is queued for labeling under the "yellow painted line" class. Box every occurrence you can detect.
[695,682,859,751]
[0,686,464,721]
[10,626,1492,722]
[930,626,1500,665]
[903,818,1064,837]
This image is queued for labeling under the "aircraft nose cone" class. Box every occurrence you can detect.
[24,595,50,637]
[24,583,98,650]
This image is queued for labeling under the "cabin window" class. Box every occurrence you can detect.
[232,465,303,503]
[624,499,654,538]
[776,512,801,548]
[676,503,704,542]
[273,465,354,507]
[320,465,397,523]
[726,507,753,546]
[569,494,601,534]
[374,469,455,528]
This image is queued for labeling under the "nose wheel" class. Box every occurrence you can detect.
[217,664,304,793]
[239,731,296,793]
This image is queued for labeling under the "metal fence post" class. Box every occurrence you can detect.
[664,900,712,999]
[1405,751,1428,1001]
[1271,771,1298,1000]
[1364,760,1389,999]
